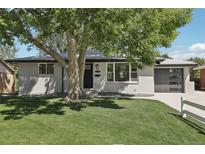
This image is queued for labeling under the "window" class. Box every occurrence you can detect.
[39,64,54,75]
[107,63,138,82]
[115,63,129,81]
[107,63,114,81]
[131,63,138,81]
[39,64,47,75]
[47,64,54,75]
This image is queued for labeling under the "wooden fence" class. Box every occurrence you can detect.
[181,97,205,123]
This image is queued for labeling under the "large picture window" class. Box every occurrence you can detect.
[107,63,138,82]
[39,64,54,75]
[115,63,129,81]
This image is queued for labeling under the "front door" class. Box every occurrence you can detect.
[84,64,93,88]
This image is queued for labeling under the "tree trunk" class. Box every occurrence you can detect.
[78,49,87,90]
[66,38,82,101]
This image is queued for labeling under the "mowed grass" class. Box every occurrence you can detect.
[0,96,205,144]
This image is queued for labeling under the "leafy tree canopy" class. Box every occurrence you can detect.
[0,44,17,59]
[187,57,205,79]
[160,53,173,59]
[0,8,192,67]
[0,8,193,100]
[187,57,205,66]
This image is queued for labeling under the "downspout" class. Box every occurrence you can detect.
[62,67,64,94]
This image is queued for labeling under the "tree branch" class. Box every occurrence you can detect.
[12,10,67,67]
[31,38,67,67]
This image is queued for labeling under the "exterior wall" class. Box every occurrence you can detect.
[18,63,62,95]
[17,62,194,95]
[184,67,195,93]
[0,62,14,93]
[93,62,154,94]
[200,69,205,89]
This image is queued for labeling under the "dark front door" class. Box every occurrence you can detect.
[84,64,93,88]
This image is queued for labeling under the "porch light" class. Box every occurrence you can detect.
[96,64,99,70]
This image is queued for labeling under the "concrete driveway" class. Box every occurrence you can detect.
[133,91,205,112]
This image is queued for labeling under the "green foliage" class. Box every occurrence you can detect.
[161,53,173,59]
[155,51,161,57]
[0,8,192,67]
[0,44,17,59]
[187,57,205,79]
[187,57,205,66]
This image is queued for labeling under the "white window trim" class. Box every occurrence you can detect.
[106,62,138,83]
[113,63,116,82]
[129,63,131,82]
[38,63,54,76]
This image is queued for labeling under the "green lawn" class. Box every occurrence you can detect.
[0,96,205,144]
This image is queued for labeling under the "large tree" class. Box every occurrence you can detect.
[0,9,192,101]
[187,57,205,66]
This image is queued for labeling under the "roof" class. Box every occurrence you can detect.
[5,49,195,66]
[6,50,126,63]
[0,59,15,73]
[193,65,205,70]
[155,58,196,67]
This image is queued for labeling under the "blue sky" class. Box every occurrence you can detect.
[160,8,205,59]
[16,8,205,59]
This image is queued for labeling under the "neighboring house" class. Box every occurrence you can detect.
[0,59,15,94]
[6,50,196,96]
[193,65,205,90]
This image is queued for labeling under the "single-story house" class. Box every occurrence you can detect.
[6,50,196,96]
[0,59,15,94]
[193,65,205,90]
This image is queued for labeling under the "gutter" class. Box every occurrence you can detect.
[155,64,197,67]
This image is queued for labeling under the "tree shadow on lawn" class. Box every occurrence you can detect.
[0,97,124,120]
[0,96,66,120]
[68,97,125,111]
[169,113,205,136]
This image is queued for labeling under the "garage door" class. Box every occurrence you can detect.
[154,68,184,93]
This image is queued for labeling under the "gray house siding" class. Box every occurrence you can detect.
[184,66,195,93]
[18,62,155,95]
[18,63,62,95]
[7,50,196,95]
[92,62,154,94]
[17,62,194,95]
